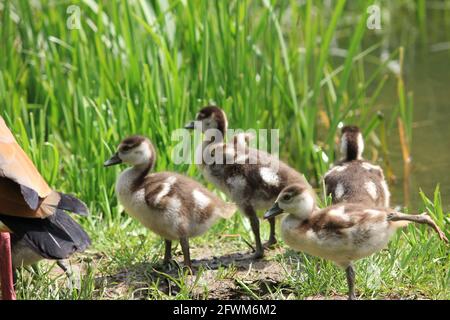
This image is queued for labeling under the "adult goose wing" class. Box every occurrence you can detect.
[0,117,61,218]
[0,117,52,198]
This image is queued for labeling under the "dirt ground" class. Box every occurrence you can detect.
[92,246,291,300]
[17,244,427,300]
[88,245,358,300]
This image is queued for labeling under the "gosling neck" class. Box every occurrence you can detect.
[341,133,363,162]
[291,194,317,221]
[130,154,156,191]
[204,122,227,145]
[201,123,227,163]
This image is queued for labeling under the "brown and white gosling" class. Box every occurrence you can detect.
[324,125,390,207]
[185,106,315,259]
[104,135,236,268]
[264,184,448,300]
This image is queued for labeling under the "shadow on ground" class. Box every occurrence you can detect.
[94,247,292,299]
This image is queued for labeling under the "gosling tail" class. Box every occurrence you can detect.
[218,202,237,219]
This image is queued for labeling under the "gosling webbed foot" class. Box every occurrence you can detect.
[250,249,264,260]
[263,237,278,249]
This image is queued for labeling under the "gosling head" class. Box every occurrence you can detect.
[104,135,155,168]
[184,105,228,135]
[340,125,364,161]
[264,184,316,221]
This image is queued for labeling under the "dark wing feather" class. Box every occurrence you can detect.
[20,184,40,210]
[2,210,91,260]
[55,192,89,216]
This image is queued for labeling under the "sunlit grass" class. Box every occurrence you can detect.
[1,0,449,299]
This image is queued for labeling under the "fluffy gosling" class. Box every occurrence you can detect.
[264,184,448,299]
[104,135,236,268]
[185,106,315,258]
[324,125,390,207]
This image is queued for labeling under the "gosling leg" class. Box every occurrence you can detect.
[264,217,277,248]
[57,260,70,275]
[388,212,448,243]
[163,240,172,265]
[345,264,356,300]
[13,269,18,286]
[179,237,191,268]
[57,260,76,290]
[245,206,264,259]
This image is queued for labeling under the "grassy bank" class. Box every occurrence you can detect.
[1,0,448,299]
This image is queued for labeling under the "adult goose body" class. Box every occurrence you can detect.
[0,116,90,300]
[104,135,236,267]
[185,106,314,258]
[264,184,448,299]
[324,126,390,207]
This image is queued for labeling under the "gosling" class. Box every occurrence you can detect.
[324,125,390,207]
[104,135,236,268]
[264,184,448,300]
[185,106,315,259]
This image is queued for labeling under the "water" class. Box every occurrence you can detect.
[378,48,450,210]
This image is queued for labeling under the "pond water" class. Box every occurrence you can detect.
[378,47,450,211]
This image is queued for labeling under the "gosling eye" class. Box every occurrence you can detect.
[282,194,292,202]
[196,112,205,120]
[120,147,132,154]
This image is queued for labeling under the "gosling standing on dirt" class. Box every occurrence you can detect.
[185,106,315,259]
[324,126,390,207]
[104,135,236,267]
[264,184,448,300]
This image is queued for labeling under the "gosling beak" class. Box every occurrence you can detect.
[184,121,196,130]
[104,153,122,167]
[264,202,284,219]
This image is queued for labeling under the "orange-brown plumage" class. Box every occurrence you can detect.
[0,116,59,220]
[0,116,90,300]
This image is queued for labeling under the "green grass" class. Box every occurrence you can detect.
[1,0,449,299]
